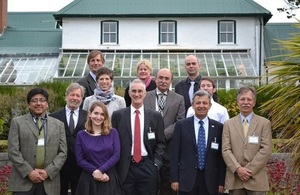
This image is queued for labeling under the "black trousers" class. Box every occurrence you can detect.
[13,183,46,195]
[159,161,177,195]
[122,157,158,195]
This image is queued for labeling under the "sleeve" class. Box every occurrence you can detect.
[98,129,121,173]
[75,131,97,174]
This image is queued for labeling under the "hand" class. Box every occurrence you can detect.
[100,173,110,182]
[218,185,225,194]
[28,169,45,183]
[35,169,48,180]
[236,167,252,181]
[171,182,179,191]
[92,169,103,181]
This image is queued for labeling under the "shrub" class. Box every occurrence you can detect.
[0,165,12,195]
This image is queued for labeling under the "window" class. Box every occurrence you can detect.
[101,21,118,44]
[218,20,236,44]
[159,21,177,44]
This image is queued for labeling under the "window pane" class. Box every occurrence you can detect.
[161,23,167,32]
[220,23,226,31]
[102,22,118,44]
[103,23,110,32]
[227,23,233,31]
[168,23,174,32]
[110,23,117,32]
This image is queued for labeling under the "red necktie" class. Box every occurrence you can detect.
[133,109,141,163]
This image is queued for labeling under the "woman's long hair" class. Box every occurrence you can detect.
[85,101,111,135]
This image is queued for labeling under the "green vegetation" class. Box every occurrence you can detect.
[259,23,300,173]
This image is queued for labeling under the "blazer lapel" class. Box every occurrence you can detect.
[187,116,197,150]
[247,114,258,137]
[163,91,173,116]
[24,113,39,139]
[46,117,55,143]
[58,109,70,135]
[233,116,247,142]
[76,109,86,132]
[149,91,157,110]
[125,108,132,141]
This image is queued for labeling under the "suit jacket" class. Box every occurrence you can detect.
[144,90,185,161]
[8,113,67,194]
[124,79,156,107]
[170,116,226,194]
[222,113,272,191]
[77,73,97,99]
[174,75,201,113]
[49,108,87,172]
[111,107,166,183]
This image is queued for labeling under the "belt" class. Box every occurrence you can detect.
[130,156,149,163]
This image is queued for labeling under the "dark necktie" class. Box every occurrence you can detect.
[69,111,75,134]
[158,93,166,116]
[133,110,141,163]
[197,120,206,170]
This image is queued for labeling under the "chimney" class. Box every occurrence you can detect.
[0,0,8,34]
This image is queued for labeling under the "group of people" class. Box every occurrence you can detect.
[7,50,272,195]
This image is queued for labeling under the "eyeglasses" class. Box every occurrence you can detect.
[30,98,47,103]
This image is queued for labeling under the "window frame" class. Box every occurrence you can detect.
[159,20,177,44]
[101,20,119,44]
[218,20,236,44]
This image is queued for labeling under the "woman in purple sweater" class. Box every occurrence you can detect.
[75,101,123,195]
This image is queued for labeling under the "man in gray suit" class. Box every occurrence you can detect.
[144,68,185,195]
[8,88,67,195]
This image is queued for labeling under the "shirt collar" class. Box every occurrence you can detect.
[194,115,209,124]
[240,112,253,123]
[156,89,168,96]
[65,106,79,116]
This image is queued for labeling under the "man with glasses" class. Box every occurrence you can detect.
[8,88,67,195]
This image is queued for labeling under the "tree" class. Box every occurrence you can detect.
[277,0,300,18]
[259,23,300,173]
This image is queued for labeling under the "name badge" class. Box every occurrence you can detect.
[248,136,259,144]
[38,138,45,146]
[211,142,219,150]
[148,132,155,140]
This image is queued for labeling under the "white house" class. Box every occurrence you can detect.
[2,0,288,89]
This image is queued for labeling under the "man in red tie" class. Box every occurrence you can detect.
[112,79,166,195]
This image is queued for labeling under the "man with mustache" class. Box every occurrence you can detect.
[222,86,272,195]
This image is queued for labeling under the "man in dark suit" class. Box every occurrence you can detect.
[144,68,185,195]
[170,90,226,195]
[77,50,105,101]
[175,55,202,114]
[8,88,67,195]
[50,83,87,195]
[175,55,217,114]
[111,79,166,195]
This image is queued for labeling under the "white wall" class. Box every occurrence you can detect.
[61,16,261,73]
[62,17,258,50]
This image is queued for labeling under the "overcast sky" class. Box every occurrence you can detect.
[7,0,300,23]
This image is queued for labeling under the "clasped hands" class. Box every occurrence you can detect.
[93,169,110,182]
[236,167,252,182]
[28,169,48,184]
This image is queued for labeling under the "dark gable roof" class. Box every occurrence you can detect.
[54,0,272,24]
